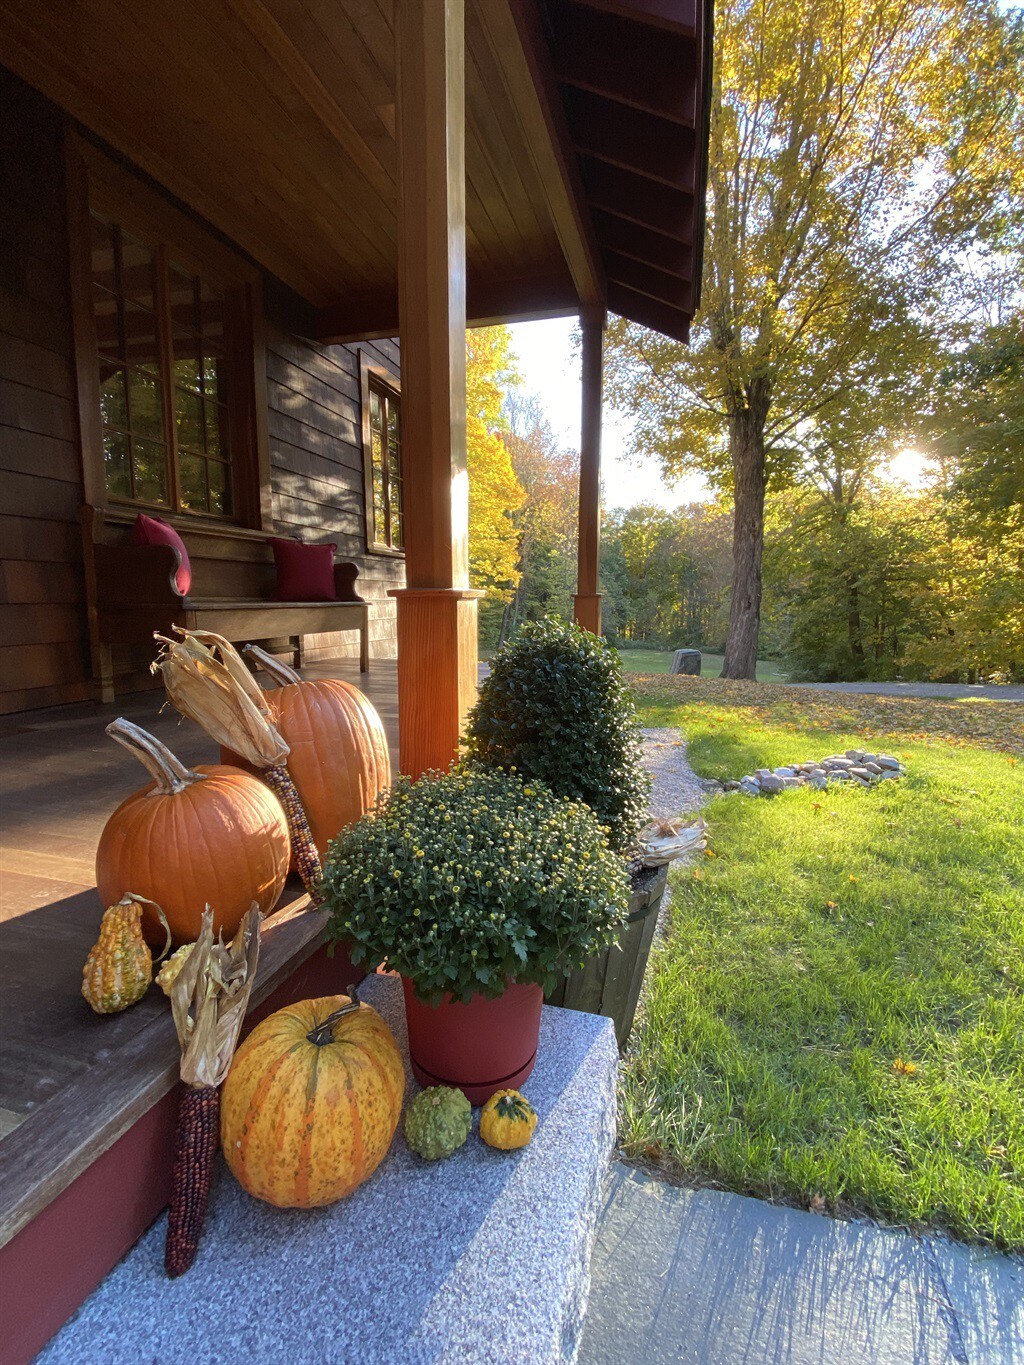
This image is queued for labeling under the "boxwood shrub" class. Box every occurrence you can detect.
[465,618,650,853]
[321,765,630,1003]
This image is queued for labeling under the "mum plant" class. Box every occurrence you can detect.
[465,618,650,854]
[321,766,630,1003]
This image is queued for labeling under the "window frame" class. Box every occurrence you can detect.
[66,133,272,531]
[359,353,404,557]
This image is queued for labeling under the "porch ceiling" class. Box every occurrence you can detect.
[0,0,710,341]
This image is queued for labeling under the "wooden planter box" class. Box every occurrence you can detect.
[546,864,669,1048]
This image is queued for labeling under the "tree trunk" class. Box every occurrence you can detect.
[846,577,865,668]
[721,408,767,679]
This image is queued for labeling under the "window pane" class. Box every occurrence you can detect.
[175,388,204,452]
[131,438,168,505]
[172,348,202,394]
[168,267,197,338]
[202,355,222,405]
[127,368,164,442]
[103,429,131,499]
[204,401,226,459]
[198,280,224,357]
[370,390,386,545]
[119,232,154,310]
[120,300,159,373]
[178,451,207,511]
[99,363,127,429]
[93,285,121,356]
[208,458,231,516]
[90,215,117,294]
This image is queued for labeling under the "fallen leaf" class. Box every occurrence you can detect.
[825,900,838,910]
[892,1058,918,1076]
[809,1194,827,1213]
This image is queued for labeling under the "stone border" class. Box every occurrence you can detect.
[724,748,905,797]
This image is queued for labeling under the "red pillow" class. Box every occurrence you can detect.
[131,514,191,596]
[271,538,337,601]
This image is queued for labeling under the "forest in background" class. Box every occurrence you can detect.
[465,0,1022,683]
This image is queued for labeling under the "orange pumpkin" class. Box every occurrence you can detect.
[221,992,405,1208]
[97,718,290,945]
[222,648,391,859]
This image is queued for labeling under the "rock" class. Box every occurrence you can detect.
[739,777,761,797]
[774,767,797,778]
[845,749,866,762]
[850,766,870,778]
[755,769,773,783]
[809,773,829,790]
[827,758,856,770]
[760,774,786,795]
[782,776,801,789]
[861,753,879,766]
[669,649,702,676]
[724,780,741,791]
[877,756,901,771]
[864,762,883,775]
[829,770,849,781]
[879,769,900,780]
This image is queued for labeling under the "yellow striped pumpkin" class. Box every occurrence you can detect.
[221,994,405,1208]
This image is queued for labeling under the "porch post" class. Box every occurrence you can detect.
[390,0,481,779]
[573,307,606,635]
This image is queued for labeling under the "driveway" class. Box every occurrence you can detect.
[792,680,1023,702]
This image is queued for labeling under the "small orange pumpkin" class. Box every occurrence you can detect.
[96,718,290,945]
[222,647,391,859]
[221,992,404,1208]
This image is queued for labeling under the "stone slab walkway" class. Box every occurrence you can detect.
[581,1164,1024,1365]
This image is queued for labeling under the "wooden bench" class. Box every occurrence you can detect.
[82,507,369,702]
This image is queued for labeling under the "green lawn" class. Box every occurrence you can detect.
[622,676,1024,1249]
[617,647,789,683]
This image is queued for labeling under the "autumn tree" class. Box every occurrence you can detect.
[466,326,525,645]
[605,0,1023,678]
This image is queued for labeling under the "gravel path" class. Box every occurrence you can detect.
[795,679,1023,702]
[642,727,714,819]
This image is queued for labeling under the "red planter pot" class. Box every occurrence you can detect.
[401,977,543,1105]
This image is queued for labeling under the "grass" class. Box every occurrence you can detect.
[621,675,1024,1249]
[616,647,789,683]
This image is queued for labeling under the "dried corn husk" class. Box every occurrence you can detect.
[168,905,262,1089]
[152,629,288,769]
[638,816,708,866]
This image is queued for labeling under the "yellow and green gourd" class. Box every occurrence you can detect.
[480,1089,538,1150]
[82,893,170,1014]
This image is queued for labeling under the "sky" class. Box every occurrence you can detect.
[508,317,934,508]
[508,318,709,512]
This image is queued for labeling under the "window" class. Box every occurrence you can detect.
[364,373,403,551]
[89,214,238,518]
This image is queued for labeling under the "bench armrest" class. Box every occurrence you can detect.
[94,542,184,607]
[334,561,364,603]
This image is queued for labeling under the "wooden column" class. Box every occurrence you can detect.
[390,0,481,779]
[573,307,606,635]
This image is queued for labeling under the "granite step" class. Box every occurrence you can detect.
[40,975,619,1363]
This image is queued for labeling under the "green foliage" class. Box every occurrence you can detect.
[465,618,650,853]
[403,1086,472,1161]
[601,503,732,650]
[321,765,629,1003]
[622,684,1024,1249]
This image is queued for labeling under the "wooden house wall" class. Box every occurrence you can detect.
[266,328,403,662]
[0,75,92,715]
[0,72,402,715]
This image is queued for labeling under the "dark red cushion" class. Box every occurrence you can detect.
[270,538,338,601]
[130,514,191,596]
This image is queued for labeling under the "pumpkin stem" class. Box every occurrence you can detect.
[106,719,205,796]
[243,643,301,687]
[306,987,362,1046]
[119,893,173,962]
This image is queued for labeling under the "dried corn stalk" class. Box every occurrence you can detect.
[152,629,287,768]
[164,905,261,1278]
[638,815,708,866]
[152,628,323,896]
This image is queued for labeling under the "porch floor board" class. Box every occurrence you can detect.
[0,659,398,1247]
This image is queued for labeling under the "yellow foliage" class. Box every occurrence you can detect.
[466,327,525,603]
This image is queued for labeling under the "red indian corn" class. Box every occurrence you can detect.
[165,1083,220,1278]
[263,762,323,900]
